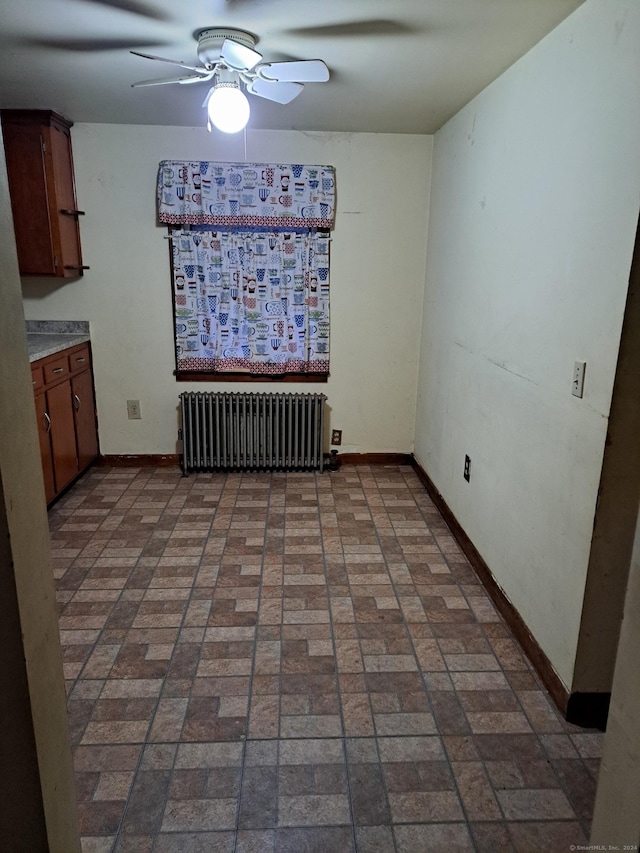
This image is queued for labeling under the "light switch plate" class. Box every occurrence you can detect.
[572,361,586,398]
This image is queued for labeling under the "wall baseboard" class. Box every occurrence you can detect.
[410,454,571,718]
[335,452,413,466]
[97,452,412,470]
[97,454,180,468]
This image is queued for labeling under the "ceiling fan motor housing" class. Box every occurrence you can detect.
[196,28,257,68]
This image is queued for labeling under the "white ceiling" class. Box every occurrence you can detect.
[0,0,585,134]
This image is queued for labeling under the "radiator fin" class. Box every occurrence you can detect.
[180,392,326,474]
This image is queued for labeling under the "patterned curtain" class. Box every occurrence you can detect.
[159,161,335,230]
[173,228,330,376]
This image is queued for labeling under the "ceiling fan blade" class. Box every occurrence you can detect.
[83,0,169,21]
[23,36,168,52]
[285,20,413,39]
[257,59,329,83]
[131,73,211,88]
[130,50,207,74]
[246,78,303,105]
[220,38,262,72]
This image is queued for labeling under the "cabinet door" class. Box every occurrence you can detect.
[50,121,84,276]
[72,369,98,470]
[1,121,56,275]
[47,380,78,492]
[34,391,56,504]
[1,110,86,278]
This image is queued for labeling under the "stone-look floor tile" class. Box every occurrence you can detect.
[168,768,207,800]
[81,836,117,853]
[550,758,598,824]
[238,765,278,829]
[248,694,280,739]
[451,670,510,691]
[473,734,546,762]
[394,823,475,853]
[236,829,276,852]
[470,822,515,853]
[161,798,238,832]
[81,720,150,744]
[114,832,155,853]
[174,741,244,769]
[278,793,351,826]
[182,696,247,742]
[450,761,502,821]
[280,714,342,738]
[465,711,533,735]
[355,825,395,853]
[496,788,576,820]
[507,821,587,852]
[348,760,390,826]
[429,691,471,735]
[148,698,188,742]
[205,766,242,799]
[77,801,126,836]
[374,712,436,736]
[539,733,580,759]
[341,693,375,736]
[92,770,135,801]
[121,769,171,834]
[569,732,604,759]
[52,466,602,850]
[517,690,565,733]
[154,831,236,852]
[276,826,355,853]
[387,790,464,823]
[378,735,445,764]
[383,759,453,795]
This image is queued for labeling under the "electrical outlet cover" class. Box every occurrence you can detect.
[127,399,141,419]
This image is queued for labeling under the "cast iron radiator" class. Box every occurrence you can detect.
[179,392,327,474]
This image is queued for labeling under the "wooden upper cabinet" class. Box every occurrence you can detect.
[1,109,88,278]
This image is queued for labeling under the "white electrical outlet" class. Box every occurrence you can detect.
[127,399,141,419]
[572,361,586,398]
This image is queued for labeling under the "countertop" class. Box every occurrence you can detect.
[26,321,90,363]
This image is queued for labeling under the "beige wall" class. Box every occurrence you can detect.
[22,127,431,457]
[0,130,80,851]
[414,0,640,687]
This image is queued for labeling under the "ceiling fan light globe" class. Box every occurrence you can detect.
[207,84,250,133]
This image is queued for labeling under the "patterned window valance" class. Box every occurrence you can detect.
[158,161,335,230]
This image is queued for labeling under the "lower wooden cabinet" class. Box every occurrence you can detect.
[34,389,56,503]
[72,368,99,470]
[31,342,99,503]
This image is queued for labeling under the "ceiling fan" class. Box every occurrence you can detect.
[131,27,329,132]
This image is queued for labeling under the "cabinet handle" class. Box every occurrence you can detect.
[63,265,91,271]
[44,412,51,434]
[32,379,37,387]
[76,357,86,363]
[74,394,81,412]
[53,367,64,374]
[60,209,86,216]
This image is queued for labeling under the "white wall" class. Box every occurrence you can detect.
[414,0,640,687]
[22,128,431,456]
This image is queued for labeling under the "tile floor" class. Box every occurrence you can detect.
[50,464,603,852]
